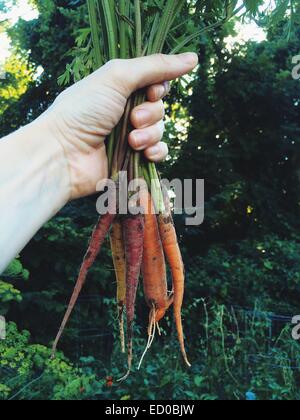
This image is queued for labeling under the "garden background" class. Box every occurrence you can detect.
[0,0,300,400]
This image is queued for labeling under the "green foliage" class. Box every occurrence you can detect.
[0,282,22,305]
[2,301,299,400]
[62,302,300,401]
[0,259,28,314]
[0,322,103,400]
[170,18,300,243]
[3,258,29,281]
[184,235,300,313]
[0,0,87,136]
[0,1,17,14]
[59,0,271,85]
[1,0,300,401]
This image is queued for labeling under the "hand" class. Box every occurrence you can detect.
[44,53,198,200]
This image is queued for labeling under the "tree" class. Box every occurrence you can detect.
[170,16,300,250]
[0,0,87,136]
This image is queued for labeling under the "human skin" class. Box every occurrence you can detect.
[0,53,198,273]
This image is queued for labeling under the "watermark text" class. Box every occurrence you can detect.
[95,173,205,227]
[0,316,6,340]
[292,55,300,80]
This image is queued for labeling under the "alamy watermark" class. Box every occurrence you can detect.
[0,61,6,80]
[292,55,300,80]
[0,316,6,340]
[292,316,300,341]
[95,173,205,226]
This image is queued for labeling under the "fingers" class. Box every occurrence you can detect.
[131,100,165,129]
[147,82,170,102]
[129,121,165,151]
[129,121,168,163]
[144,142,169,163]
[129,98,168,163]
[114,53,198,96]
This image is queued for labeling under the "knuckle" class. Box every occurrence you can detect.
[129,132,139,149]
[160,142,169,157]
[155,53,169,66]
[156,121,165,139]
[130,109,138,126]
[154,54,170,80]
[158,100,165,117]
[106,59,122,77]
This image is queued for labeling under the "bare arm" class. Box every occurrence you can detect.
[0,119,70,273]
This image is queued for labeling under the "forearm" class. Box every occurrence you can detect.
[0,117,71,273]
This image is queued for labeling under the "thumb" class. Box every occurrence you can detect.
[115,53,198,96]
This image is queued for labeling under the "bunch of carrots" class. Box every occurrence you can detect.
[51,0,247,379]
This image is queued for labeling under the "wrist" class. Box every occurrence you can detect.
[0,118,71,271]
[23,116,72,208]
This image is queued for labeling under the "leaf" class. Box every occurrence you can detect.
[121,395,131,400]
[222,262,231,269]
[242,0,264,15]
[263,260,273,270]
[0,281,22,303]
[194,375,205,387]
[4,259,23,276]
[269,0,290,26]
[201,394,218,400]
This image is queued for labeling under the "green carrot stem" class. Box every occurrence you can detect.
[100,0,118,59]
[107,129,116,175]
[128,152,134,183]
[87,0,103,69]
[161,0,186,53]
[150,0,185,54]
[148,162,165,214]
[134,0,142,57]
[171,16,235,55]
[122,148,131,172]
[146,13,160,55]
[133,152,140,180]
[142,164,151,189]
[119,0,129,58]
[150,0,173,54]
[96,0,108,60]
[116,98,134,171]
[108,0,118,52]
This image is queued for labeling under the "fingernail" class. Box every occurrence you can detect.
[132,131,149,149]
[135,109,150,124]
[163,81,171,95]
[180,52,198,66]
[157,85,165,98]
[148,145,160,157]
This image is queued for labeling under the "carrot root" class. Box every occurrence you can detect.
[52,212,115,357]
[138,305,157,370]
[118,305,126,354]
[158,214,191,368]
[110,219,126,353]
[118,214,145,380]
[141,190,173,327]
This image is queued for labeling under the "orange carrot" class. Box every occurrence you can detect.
[141,191,173,325]
[110,219,126,353]
[137,190,174,369]
[158,213,191,368]
[52,211,115,357]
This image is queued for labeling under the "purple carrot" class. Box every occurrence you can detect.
[118,214,145,380]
